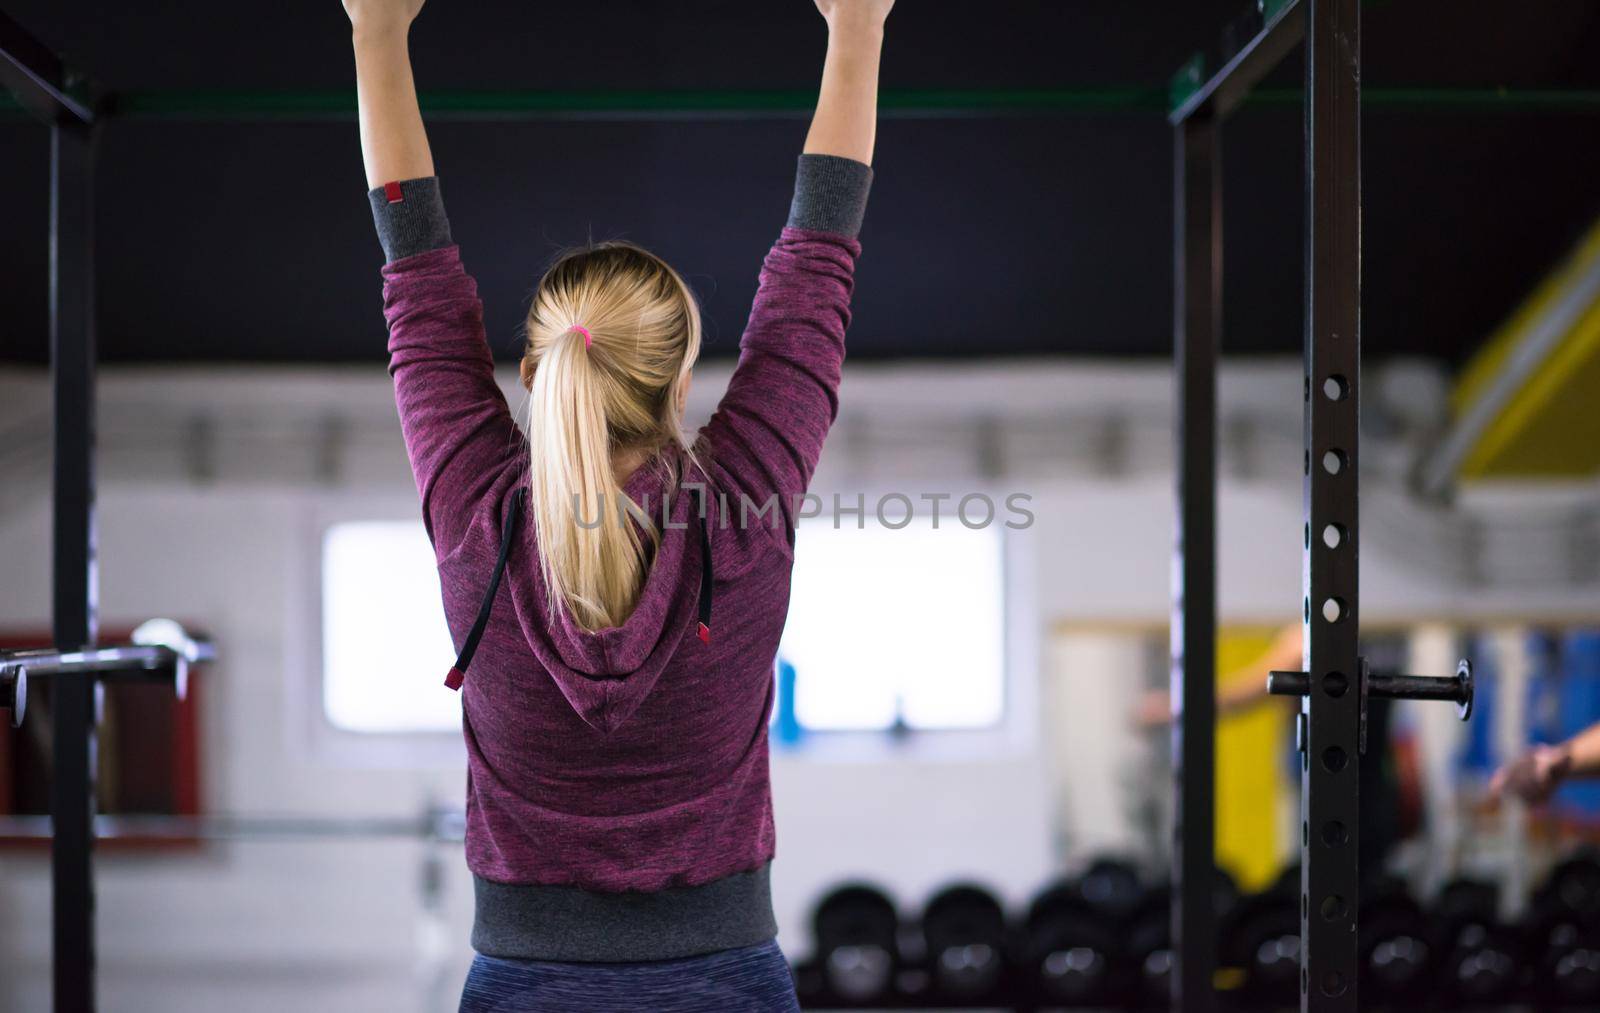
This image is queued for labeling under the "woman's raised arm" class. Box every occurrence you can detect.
[695,2,890,542]
[804,1,895,166]
[345,0,433,189]
[344,0,518,560]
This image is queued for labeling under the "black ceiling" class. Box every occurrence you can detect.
[2,0,1599,366]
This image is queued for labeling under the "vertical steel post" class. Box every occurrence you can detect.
[1172,113,1220,1013]
[50,119,99,1013]
[1300,0,1361,1008]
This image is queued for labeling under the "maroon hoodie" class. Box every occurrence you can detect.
[369,155,872,961]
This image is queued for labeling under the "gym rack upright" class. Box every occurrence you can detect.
[1,11,102,1012]
[1169,2,1474,1012]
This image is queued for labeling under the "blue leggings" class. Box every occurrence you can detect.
[459,939,801,1013]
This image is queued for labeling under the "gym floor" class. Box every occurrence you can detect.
[3,2,1600,1012]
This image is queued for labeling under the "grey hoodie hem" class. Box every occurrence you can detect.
[471,862,777,962]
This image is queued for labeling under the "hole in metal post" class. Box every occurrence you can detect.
[1323,746,1347,772]
[1323,672,1348,697]
[1322,449,1346,475]
[1323,375,1348,401]
[1320,894,1347,920]
[1322,970,1347,996]
[1322,523,1344,549]
[1322,598,1347,623]
[1321,821,1348,847]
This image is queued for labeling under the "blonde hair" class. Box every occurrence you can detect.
[521,241,702,631]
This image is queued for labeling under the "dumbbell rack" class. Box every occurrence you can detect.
[794,857,1600,1011]
[1168,2,1477,1011]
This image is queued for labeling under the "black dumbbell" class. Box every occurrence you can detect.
[1535,851,1600,929]
[1125,868,1239,1010]
[1221,867,1300,1006]
[1079,857,1144,923]
[1022,882,1120,1005]
[1433,877,1523,1004]
[811,883,899,1005]
[1360,876,1434,1000]
[920,883,1008,1002]
[1527,852,1600,1005]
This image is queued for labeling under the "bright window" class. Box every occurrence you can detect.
[322,521,459,733]
[780,518,1006,731]
[321,516,1007,735]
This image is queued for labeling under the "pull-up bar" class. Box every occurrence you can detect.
[3,85,1600,123]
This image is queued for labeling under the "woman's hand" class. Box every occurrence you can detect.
[1489,743,1573,804]
[343,0,426,35]
[814,0,895,32]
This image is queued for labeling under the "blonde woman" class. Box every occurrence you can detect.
[343,0,889,1008]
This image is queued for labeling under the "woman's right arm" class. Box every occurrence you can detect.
[345,0,519,557]
[698,1,892,540]
[1490,721,1600,803]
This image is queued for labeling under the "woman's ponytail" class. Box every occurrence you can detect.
[527,326,646,630]
[522,242,702,631]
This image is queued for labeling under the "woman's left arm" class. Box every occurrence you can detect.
[345,0,519,557]
[347,0,432,188]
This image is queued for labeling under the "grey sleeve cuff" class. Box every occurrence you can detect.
[368,176,454,263]
[787,154,873,238]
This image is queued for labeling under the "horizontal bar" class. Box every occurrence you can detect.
[98,87,1170,121]
[1366,672,1463,701]
[0,812,466,843]
[1169,0,1305,124]
[0,9,93,124]
[1353,87,1600,111]
[5,86,1597,124]
[1270,666,1472,714]
[1267,669,1311,696]
[0,642,210,679]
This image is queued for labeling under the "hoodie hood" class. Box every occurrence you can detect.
[503,449,710,734]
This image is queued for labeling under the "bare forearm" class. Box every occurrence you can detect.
[352,24,433,189]
[1561,722,1600,778]
[804,20,885,166]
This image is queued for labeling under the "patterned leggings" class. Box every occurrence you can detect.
[458,939,801,1013]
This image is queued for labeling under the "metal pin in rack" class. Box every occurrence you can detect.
[1269,657,1473,754]
[0,618,214,728]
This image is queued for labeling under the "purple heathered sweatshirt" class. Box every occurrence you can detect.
[374,158,870,928]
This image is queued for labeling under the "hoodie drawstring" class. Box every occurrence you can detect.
[444,483,714,691]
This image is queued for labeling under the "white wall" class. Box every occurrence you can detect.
[0,361,1596,1012]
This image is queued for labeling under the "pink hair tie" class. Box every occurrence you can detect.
[570,324,593,349]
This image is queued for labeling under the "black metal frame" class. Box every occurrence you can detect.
[1170,111,1220,1013]
[1171,1,1365,1008]
[2,8,102,1011]
[49,92,100,1013]
[1172,2,1477,1011]
[1169,3,1308,1010]
[1297,1,1363,1006]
